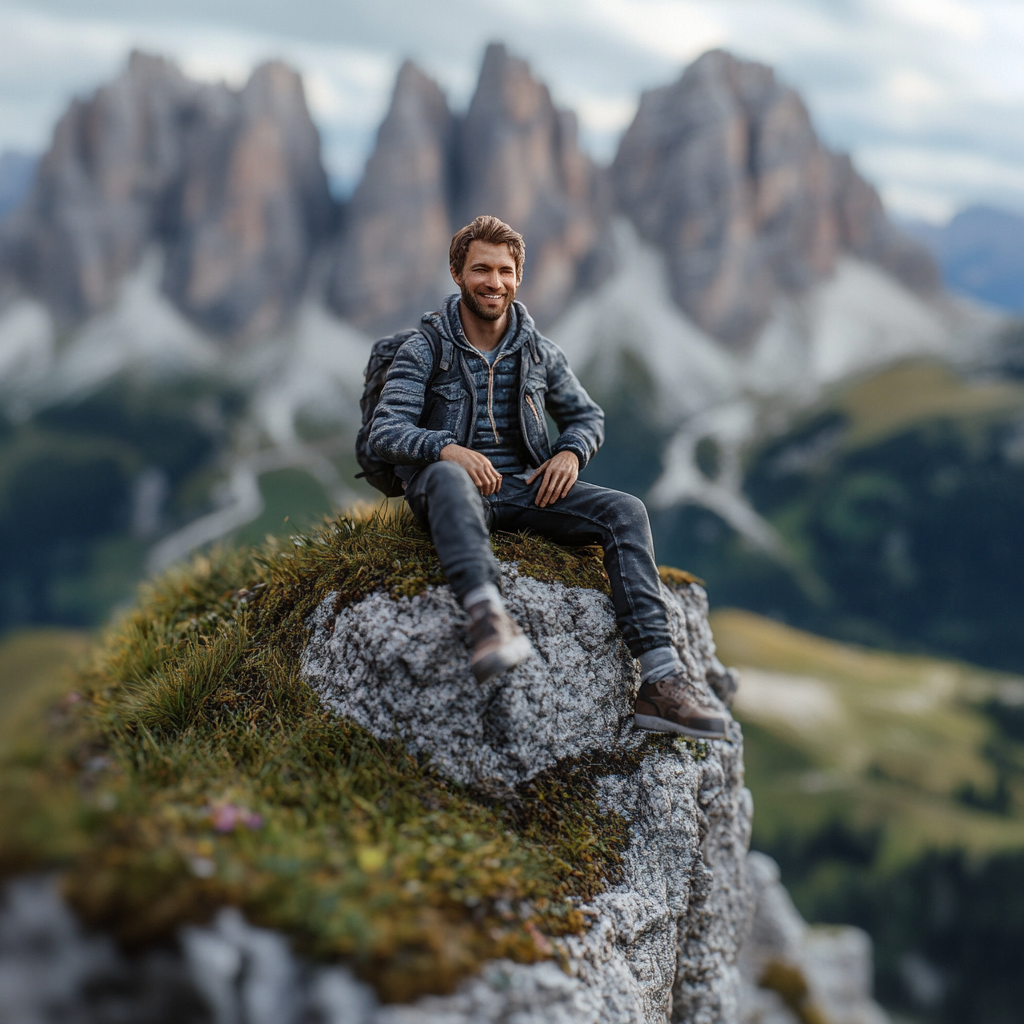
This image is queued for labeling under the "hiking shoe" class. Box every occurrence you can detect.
[634,675,728,739]
[467,600,533,683]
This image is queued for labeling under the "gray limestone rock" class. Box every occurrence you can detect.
[302,566,754,1021]
[0,875,209,1023]
[611,50,937,348]
[0,52,196,325]
[1,44,937,350]
[829,152,938,294]
[0,572,890,1024]
[161,60,333,339]
[738,852,890,1024]
[329,46,611,334]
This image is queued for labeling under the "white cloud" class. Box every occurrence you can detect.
[868,0,984,39]
[586,0,728,62]
[884,69,946,107]
[880,185,958,225]
[0,0,1022,220]
[861,143,1024,221]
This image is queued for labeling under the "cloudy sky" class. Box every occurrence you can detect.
[0,0,1021,223]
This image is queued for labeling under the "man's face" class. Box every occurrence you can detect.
[452,240,519,321]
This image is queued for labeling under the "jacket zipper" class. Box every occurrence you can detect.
[485,353,506,443]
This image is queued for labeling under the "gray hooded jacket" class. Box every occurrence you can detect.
[368,296,605,477]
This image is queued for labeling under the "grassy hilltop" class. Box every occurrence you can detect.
[0,507,697,1002]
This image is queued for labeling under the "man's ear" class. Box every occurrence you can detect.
[450,264,461,285]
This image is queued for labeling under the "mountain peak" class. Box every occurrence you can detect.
[469,42,552,126]
[613,48,937,348]
[0,51,332,339]
[328,46,608,333]
[0,43,940,348]
[327,60,453,334]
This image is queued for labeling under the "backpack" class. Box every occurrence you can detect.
[355,320,450,496]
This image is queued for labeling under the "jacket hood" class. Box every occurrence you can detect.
[426,294,534,357]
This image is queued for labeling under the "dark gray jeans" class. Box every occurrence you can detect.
[404,461,671,657]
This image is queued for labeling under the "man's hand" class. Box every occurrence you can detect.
[526,450,579,507]
[440,444,503,495]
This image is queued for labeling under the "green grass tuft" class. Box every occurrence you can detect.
[0,506,685,1002]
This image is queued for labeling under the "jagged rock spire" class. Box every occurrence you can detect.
[328,61,454,335]
[0,44,938,347]
[162,60,333,338]
[457,44,609,326]
[0,52,195,324]
[329,46,609,333]
[0,52,332,339]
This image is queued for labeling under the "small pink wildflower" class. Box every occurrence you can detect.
[208,801,263,833]
[524,921,553,956]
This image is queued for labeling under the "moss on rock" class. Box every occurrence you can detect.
[0,507,683,1002]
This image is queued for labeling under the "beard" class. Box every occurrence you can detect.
[460,282,515,322]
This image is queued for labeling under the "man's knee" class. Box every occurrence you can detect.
[600,488,650,529]
[419,460,476,495]
[408,461,483,520]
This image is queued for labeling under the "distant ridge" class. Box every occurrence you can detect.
[903,205,1024,313]
[0,43,935,343]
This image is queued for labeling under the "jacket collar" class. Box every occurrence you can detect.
[426,294,534,357]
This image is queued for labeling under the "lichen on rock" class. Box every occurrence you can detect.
[303,560,754,1021]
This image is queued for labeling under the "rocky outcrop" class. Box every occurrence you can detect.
[612,50,937,348]
[0,565,893,1023]
[1,859,891,1024]
[328,62,454,336]
[302,565,752,1020]
[739,853,890,1024]
[0,52,332,338]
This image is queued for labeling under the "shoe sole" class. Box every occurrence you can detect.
[472,634,534,684]
[634,712,726,740]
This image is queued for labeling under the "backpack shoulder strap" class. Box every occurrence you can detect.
[418,320,453,383]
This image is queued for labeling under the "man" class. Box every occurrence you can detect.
[369,215,727,740]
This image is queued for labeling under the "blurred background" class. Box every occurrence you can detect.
[0,1,1022,1020]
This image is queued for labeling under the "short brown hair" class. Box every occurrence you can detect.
[449,216,526,282]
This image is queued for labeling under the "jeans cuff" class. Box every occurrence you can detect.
[638,646,684,683]
[462,583,503,610]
